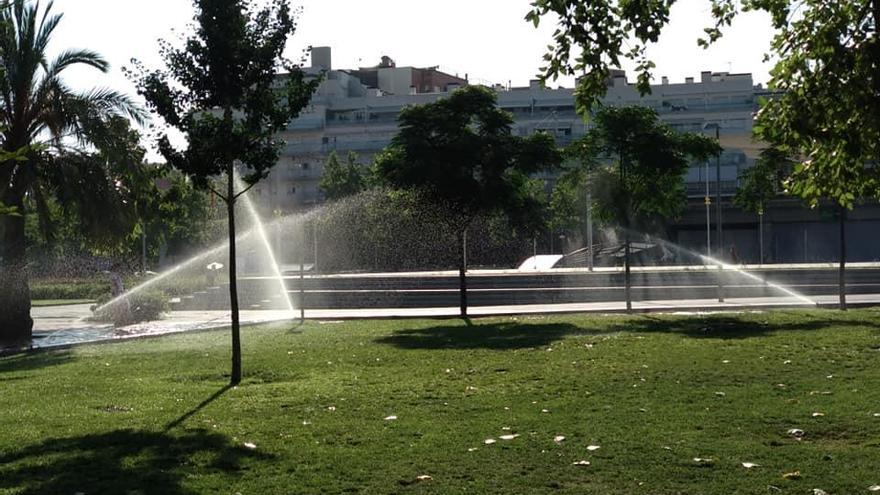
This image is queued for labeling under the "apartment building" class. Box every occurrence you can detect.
[254,46,760,212]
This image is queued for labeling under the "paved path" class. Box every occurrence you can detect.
[18,292,878,352]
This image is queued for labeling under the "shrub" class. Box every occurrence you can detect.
[90,290,169,326]
[30,280,110,300]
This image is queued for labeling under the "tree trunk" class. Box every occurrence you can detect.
[839,205,847,311]
[0,194,33,344]
[458,229,467,318]
[227,168,242,384]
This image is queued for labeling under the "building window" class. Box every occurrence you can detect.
[289,186,296,195]
[302,163,310,170]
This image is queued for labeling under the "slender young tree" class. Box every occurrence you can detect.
[374,86,561,318]
[734,147,791,263]
[0,0,144,344]
[131,0,319,384]
[581,106,719,311]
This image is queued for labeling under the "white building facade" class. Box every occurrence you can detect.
[255,47,763,213]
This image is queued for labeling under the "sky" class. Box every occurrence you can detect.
[53,0,775,93]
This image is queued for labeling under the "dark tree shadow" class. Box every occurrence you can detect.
[602,314,880,340]
[0,350,71,374]
[0,428,270,495]
[375,321,585,350]
[376,312,880,350]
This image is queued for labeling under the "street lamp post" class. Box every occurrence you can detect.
[715,125,724,302]
[705,161,711,260]
[758,205,764,265]
[586,186,594,271]
[703,123,724,303]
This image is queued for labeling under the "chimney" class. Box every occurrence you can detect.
[529,79,541,90]
[311,46,331,71]
[661,76,669,85]
[685,77,694,84]
[701,71,711,83]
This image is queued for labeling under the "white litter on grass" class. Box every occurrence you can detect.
[715,391,726,397]
[587,445,601,451]
[327,406,336,411]
[812,412,825,417]
[869,485,880,492]
[813,489,828,495]
[484,438,496,445]
[741,462,760,469]
[572,460,591,466]
[541,409,550,413]
[693,457,714,466]
[554,435,566,443]
[874,413,880,418]
[499,434,520,441]
[787,428,805,438]
[243,442,257,450]
[384,415,397,421]
[416,475,433,482]
[722,360,730,364]
[467,447,478,452]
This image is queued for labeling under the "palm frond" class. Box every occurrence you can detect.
[33,1,60,56]
[75,87,148,126]
[46,49,109,76]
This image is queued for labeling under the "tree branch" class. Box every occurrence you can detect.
[232,180,258,201]
[206,182,228,203]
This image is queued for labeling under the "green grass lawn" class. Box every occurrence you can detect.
[30,299,94,307]
[2,309,880,494]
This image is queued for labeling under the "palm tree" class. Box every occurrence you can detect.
[0,0,145,343]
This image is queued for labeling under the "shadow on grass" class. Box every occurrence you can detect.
[0,428,269,495]
[377,312,880,350]
[0,350,71,374]
[604,314,880,340]
[165,384,233,431]
[375,321,585,350]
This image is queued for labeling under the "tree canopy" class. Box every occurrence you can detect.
[319,151,366,201]
[374,85,561,232]
[734,147,791,215]
[580,105,720,228]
